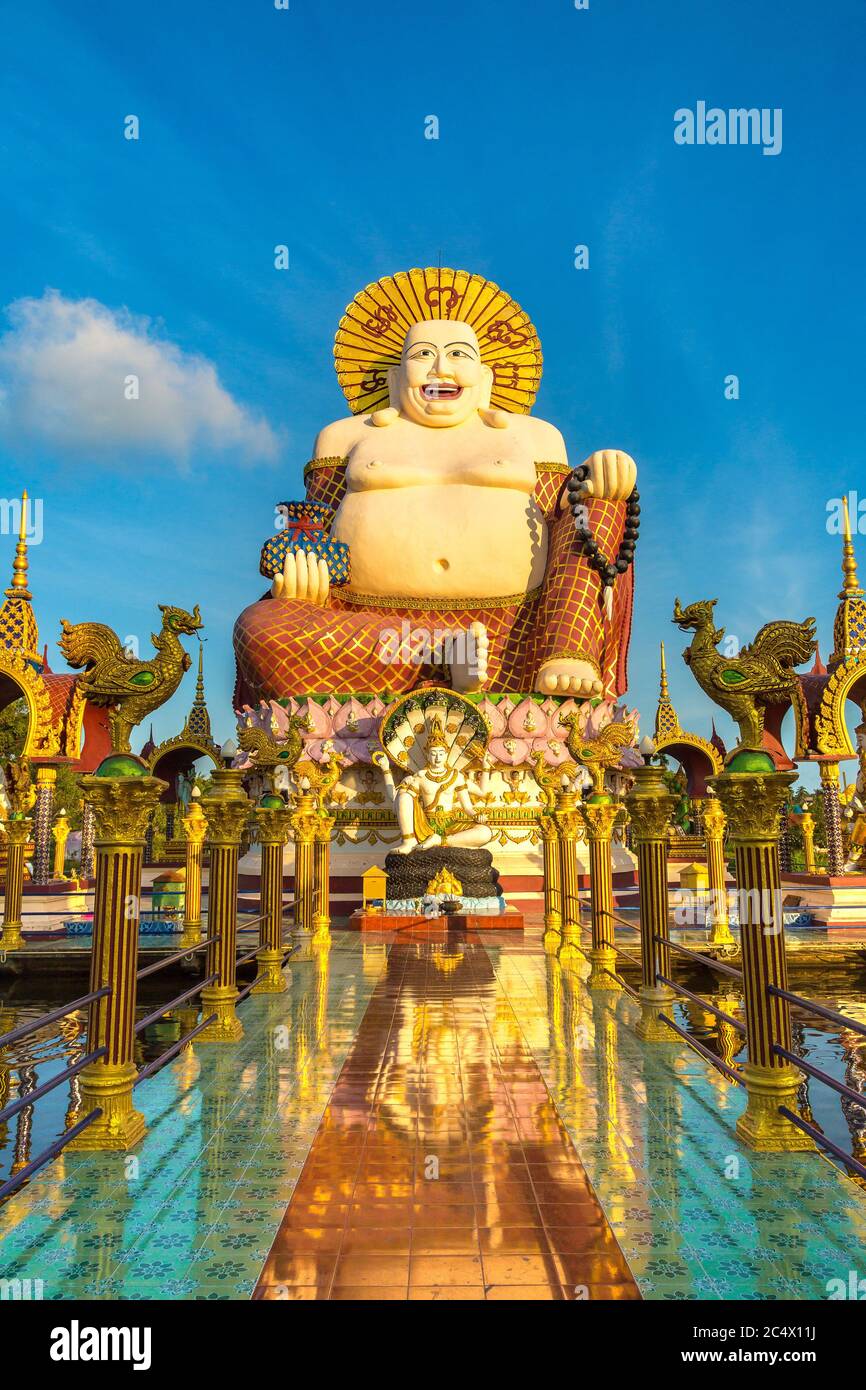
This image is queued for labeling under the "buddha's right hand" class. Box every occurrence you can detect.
[271,548,331,604]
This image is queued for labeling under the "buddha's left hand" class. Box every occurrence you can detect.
[579,450,637,501]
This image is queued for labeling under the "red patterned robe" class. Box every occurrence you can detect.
[233,459,633,703]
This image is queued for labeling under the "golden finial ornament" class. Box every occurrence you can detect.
[654,640,680,740]
[840,494,863,599]
[0,489,40,663]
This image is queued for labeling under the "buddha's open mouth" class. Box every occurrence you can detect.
[421,383,463,401]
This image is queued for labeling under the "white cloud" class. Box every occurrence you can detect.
[0,290,280,465]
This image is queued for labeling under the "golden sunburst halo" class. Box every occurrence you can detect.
[334,267,543,417]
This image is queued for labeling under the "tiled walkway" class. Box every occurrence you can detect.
[3,927,866,1299]
[255,939,638,1300]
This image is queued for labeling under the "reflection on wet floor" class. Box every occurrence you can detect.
[256,940,638,1300]
[3,927,866,1300]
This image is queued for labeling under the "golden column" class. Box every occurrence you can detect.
[290,793,319,932]
[199,769,250,1042]
[581,796,623,990]
[801,810,817,874]
[710,755,813,1152]
[311,809,335,938]
[625,761,678,1039]
[539,811,562,953]
[52,808,71,881]
[70,755,166,1150]
[553,791,582,964]
[703,795,734,945]
[180,798,208,948]
[253,795,291,992]
[1,816,31,952]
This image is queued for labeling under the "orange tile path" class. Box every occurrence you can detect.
[254,939,640,1301]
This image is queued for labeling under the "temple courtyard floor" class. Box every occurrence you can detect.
[2,926,866,1300]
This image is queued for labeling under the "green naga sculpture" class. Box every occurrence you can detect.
[59,604,203,754]
[672,598,816,757]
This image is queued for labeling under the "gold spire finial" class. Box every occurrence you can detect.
[654,640,680,741]
[7,490,31,597]
[0,489,40,662]
[840,494,863,599]
[182,642,212,741]
[830,493,866,666]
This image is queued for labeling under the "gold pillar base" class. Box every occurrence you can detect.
[0,922,24,952]
[252,949,287,994]
[198,986,244,1043]
[587,946,623,991]
[68,1063,146,1151]
[708,919,735,946]
[736,1063,815,1152]
[557,919,582,965]
[635,984,678,1041]
[179,922,202,950]
[311,912,330,935]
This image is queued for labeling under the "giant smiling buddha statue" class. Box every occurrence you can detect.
[233,268,638,702]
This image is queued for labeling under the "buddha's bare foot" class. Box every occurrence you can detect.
[396,835,420,854]
[451,621,488,692]
[421,833,443,849]
[271,549,330,604]
[536,659,603,697]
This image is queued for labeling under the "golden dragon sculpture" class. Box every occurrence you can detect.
[59,604,203,754]
[237,712,312,791]
[559,712,637,798]
[672,597,816,756]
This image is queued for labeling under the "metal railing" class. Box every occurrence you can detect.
[0,988,113,1201]
[575,900,745,1084]
[761,983,866,1180]
[0,905,297,1199]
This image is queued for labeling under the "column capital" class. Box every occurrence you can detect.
[181,801,208,845]
[2,815,32,844]
[79,775,167,844]
[580,800,621,842]
[624,764,678,842]
[708,768,797,844]
[702,795,727,838]
[254,801,292,846]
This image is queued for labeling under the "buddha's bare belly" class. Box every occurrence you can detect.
[332,484,548,601]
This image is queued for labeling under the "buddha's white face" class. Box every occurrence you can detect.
[427,745,448,771]
[389,321,493,427]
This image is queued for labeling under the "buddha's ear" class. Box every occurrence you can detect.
[387,365,400,407]
[479,363,494,408]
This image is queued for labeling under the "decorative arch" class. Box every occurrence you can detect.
[148,734,220,783]
[0,651,59,757]
[654,732,723,798]
[815,657,866,758]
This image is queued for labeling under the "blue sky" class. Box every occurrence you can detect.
[1,0,863,778]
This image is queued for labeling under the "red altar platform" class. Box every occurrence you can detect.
[347,908,525,932]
